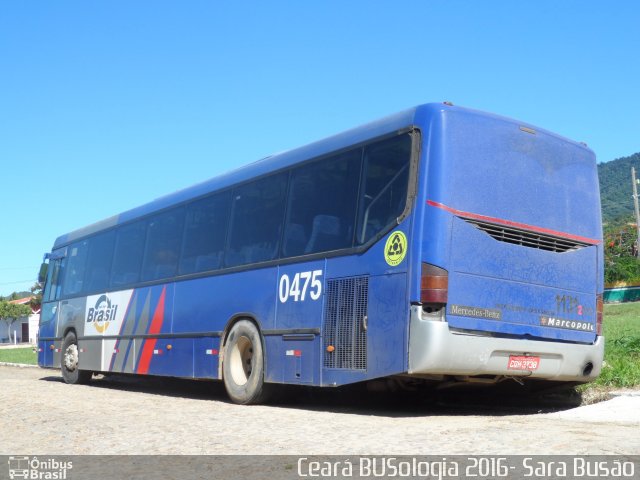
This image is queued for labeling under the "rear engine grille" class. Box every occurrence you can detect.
[464,218,591,253]
[323,276,368,370]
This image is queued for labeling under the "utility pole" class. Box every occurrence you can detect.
[632,167,640,257]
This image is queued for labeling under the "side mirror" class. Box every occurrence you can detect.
[38,262,48,284]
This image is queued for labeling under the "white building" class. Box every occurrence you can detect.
[0,297,39,344]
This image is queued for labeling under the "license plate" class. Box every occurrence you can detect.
[508,355,540,370]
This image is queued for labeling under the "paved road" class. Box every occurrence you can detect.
[1,365,638,455]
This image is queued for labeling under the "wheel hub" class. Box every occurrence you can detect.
[229,335,253,386]
[63,344,79,371]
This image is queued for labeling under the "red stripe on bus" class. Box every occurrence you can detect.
[136,287,167,375]
[427,200,600,245]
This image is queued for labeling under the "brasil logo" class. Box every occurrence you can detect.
[384,231,407,266]
[86,294,118,334]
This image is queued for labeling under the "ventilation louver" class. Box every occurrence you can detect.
[323,276,368,370]
[464,218,590,253]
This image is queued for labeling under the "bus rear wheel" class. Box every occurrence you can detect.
[222,320,270,404]
[61,331,92,384]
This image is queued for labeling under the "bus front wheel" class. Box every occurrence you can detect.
[61,331,92,384]
[222,320,270,404]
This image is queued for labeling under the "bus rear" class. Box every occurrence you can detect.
[410,105,604,384]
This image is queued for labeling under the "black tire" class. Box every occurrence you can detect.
[61,331,92,384]
[222,320,270,404]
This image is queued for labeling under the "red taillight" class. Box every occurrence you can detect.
[421,263,448,303]
[596,294,603,336]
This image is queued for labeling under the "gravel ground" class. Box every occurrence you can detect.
[1,365,638,455]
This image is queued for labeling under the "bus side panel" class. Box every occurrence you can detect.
[271,261,325,384]
[277,336,321,385]
[321,249,409,387]
[173,268,279,380]
[172,268,278,335]
[367,272,409,375]
[79,339,102,372]
[194,337,221,379]
[133,284,193,378]
[264,336,284,383]
[120,283,199,378]
[265,339,321,386]
[146,338,194,377]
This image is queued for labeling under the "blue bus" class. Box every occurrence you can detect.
[37,103,604,404]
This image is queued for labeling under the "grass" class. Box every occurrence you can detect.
[589,302,640,389]
[0,346,38,365]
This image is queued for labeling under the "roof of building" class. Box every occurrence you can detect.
[8,296,40,314]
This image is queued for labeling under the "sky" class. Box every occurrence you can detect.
[1,1,639,296]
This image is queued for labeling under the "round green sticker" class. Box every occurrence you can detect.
[384,231,407,266]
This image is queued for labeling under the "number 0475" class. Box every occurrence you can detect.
[279,270,323,303]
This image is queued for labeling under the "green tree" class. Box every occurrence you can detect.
[29,281,43,311]
[0,301,32,343]
[604,220,640,284]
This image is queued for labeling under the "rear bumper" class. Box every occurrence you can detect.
[408,306,604,382]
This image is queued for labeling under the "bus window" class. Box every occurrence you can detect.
[42,252,65,303]
[142,208,185,281]
[226,172,288,267]
[62,241,89,296]
[180,191,231,274]
[83,230,115,293]
[111,221,146,287]
[283,149,361,257]
[357,133,412,244]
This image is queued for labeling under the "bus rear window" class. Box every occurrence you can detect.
[357,133,412,244]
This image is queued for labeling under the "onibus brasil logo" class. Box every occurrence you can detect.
[8,456,72,479]
[86,294,119,334]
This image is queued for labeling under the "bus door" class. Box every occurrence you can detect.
[38,250,65,367]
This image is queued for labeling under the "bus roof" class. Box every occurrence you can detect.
[52,102,591,249]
